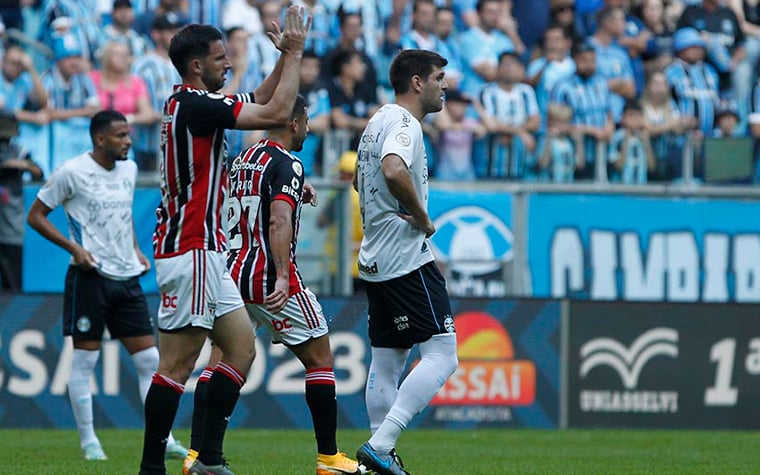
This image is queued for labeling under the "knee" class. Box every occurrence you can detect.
[302,351,334,370]
[157,358,196,385]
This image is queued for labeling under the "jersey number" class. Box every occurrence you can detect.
[227,195,261,250]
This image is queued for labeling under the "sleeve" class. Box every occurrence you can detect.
[381,114,420,168]
[459,31,490,67]
[36,164,74,209]
[526,59,545,78]
[524,85,539,117]
[184,92,243,136]
[480,87,496,115]
[269,156,303,210]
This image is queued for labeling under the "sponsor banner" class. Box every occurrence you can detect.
[528,194,760,303]
[0,295,560,429]
[567,301,760,429]
[428,189,513,298]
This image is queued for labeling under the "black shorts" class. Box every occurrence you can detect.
[63,266,154,340]
[365,261,455,349]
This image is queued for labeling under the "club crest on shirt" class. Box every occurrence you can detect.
[395,132,411,146]
[76,316,91,333]
[292,161,303,177]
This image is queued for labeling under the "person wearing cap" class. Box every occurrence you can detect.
[479,51,541,179]
[551,41,614,179]
[41,2,101,65]
[588,6,636,124]
[99,0,151,62]
[665,27,719,137]
[130,13,182,173]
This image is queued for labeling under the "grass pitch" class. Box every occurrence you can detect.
[4,428,760,474]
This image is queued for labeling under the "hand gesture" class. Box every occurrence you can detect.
[264,277,289,313]
[302,182,318,207]
[72,244,98,270]
[271,6,312,55]
[398,213,435,238]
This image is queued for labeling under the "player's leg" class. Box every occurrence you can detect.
[63,266,108,461]
[186,343,222,470]
[112,277,188,460]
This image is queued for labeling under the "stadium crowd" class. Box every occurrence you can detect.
[0,0,759,187]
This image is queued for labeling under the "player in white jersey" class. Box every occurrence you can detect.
[26,110,186,462]
[353,50,459,475]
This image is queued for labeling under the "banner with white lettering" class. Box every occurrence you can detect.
[527,194,760,302]
[0,295,560,429]
[567,301,760,429]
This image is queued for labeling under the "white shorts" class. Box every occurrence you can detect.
[245,288,329,346]
[155,249,244,331]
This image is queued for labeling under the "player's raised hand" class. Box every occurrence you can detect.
[272,5,311,55]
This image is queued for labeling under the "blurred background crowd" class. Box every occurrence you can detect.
[0,0,759,186]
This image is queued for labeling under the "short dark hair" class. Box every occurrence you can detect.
[389,49,448,95]
[224,26,245,39]
[596,6,622,27]
[337,8,361,28]
[476,0,501,12]
[332,47,360,77]
[90,110,127,139]
[414,0,436,13]
[571,41,595,57]
[290,94,307,120]
[498,51,521,65]
[303,49,319,61]
[169,24,224,77]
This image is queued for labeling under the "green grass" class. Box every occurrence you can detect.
[4,428,760,474]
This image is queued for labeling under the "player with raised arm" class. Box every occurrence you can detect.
[353,49,459,475]
[138,7,311,475]
[227,94,363,475]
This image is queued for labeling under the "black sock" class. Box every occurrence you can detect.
[200,362,244,466]
[140,374,183,473]
[190,367,213,452]
[305,367,337,455]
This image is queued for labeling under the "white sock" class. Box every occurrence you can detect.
[365,347,410,435]
[69,349,100,449]
[130,346,178,446]
[369,334,458,453]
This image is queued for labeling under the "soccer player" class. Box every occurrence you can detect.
[26,110,187,462]
[226,94,362,475]
[138,7,310,475]
[353,49,459,475]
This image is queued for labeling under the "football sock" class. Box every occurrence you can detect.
[140,374,184,473]
[69,348,100,448]
[190,366,213,451]
[369,334,458,453]
[200,362,245,466]
[305,367,338,455]
[131,347,179,446]
[365,347,410,435]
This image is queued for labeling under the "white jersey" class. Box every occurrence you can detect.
[356,103,434,282]
[37,152,145,280]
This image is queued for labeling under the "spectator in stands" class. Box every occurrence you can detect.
[608,99,655,184]
[605,0,653,96]
[130,13,181,173]
[550,0,583,41]
[433,89,486,181]
[133,0,188,37]
[665,27,719,137]
[479,51,541,179]
[321,9,378,98]
[299,49,330,176]
[222,0,263,36]
[727,0,760,131]
[292,0,334,57]
[713,99,743,138]
[636,0,674,76]
[458,0,516,95]
[435,6,465,89]
[41,2,101,64]
[538,103,581,182]
[527,23,575,120]
[677,0,745,98]
[0,114,43,291]
[0,0,24,32]
[750,76,760,182]
[187,0,225,27]
[327,47,380,150]
[0,43,49,126]
[90,41,158,131]
[551,42,614,179]
[100,0,150,60]
[249,0,282,81]
[588,6,637,124]
[642,70,693,181]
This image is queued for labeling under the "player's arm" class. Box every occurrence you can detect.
[263,200,294,313]
[234,6,311,130]
[381,154,435,237]
[27,199,97,269]
[133,222,150,273]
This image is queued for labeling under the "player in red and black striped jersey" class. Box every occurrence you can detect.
[226,95,362,474]
[140,8,312,475]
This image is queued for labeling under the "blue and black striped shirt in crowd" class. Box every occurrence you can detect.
[664,59,719,135]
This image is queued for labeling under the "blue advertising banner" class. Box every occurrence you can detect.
[527,194,760,302]
[427,188,513,298]
[0,295,560,429]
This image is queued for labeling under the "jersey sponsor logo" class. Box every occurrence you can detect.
[291,161,303,177]
[281,184,300,200]
[161,293,178,310]
[230,156,265,174]
[271,317,293,332]
[395,132,411,147]
[358,261,379,274]
[394,315,410,331]
[431,311,536,406]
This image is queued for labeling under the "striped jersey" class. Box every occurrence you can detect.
[664,59,719,135]
[153,84,254,258]
[226,139,306,303]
